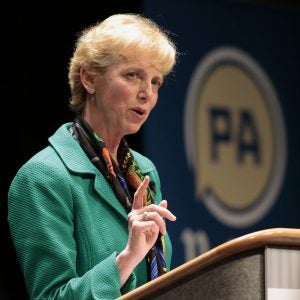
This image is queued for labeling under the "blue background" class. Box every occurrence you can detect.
[143,0,300,268]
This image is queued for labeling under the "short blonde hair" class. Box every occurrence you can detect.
[68,13,177,113]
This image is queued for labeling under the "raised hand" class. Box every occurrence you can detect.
[116,176,176,286]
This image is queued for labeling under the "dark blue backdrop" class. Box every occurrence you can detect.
[143,0,300,268]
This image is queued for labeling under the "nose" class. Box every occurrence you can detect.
[138,81,153,101]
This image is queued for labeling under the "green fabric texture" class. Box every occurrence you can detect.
[8,123,172,300]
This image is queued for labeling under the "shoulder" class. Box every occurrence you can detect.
[10,146,67,191]
[131,149,161,187]
[12,122,79,183]
[131,150,162,201]
[10,124,74,193]
[130,150,157,172]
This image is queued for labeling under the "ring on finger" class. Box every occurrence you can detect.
[143,211,150,221]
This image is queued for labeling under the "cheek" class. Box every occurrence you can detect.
[150,95,158,110]
[111,82,133,103]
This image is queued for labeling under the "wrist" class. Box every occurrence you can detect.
[117,249,140,287]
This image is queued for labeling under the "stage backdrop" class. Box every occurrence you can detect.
[143,0,300,268]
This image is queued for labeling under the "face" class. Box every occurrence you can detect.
[87,58,163,140]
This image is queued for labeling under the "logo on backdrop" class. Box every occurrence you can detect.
[184,46,287,228]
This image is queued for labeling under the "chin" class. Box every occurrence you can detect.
[126,125,141,135]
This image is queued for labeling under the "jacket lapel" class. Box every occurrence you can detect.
[48,123,128,220]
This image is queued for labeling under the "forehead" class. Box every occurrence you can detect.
[117,55,163,76]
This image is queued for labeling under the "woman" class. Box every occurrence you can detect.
[8,13,177,299]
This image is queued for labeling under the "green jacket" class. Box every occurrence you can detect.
[8,123,172,300]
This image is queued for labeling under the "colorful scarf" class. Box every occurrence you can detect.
[70,115,166,280]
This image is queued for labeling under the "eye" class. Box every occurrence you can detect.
[152,79,162,88]
[126,72,137,79]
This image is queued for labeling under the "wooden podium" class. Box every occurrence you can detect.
[119,228,300,300]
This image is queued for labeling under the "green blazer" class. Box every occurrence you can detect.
[8,123,172,300]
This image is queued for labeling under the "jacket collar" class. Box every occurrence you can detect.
[48,123,139,220]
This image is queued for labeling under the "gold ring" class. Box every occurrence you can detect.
[143,211,149,221]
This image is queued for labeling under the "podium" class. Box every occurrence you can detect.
[119,228,300,300]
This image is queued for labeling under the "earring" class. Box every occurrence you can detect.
[88,88,95,94]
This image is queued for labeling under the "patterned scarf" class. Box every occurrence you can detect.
[70,115,167,280]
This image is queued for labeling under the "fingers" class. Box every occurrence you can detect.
[159,200,168,209]
[132,176,150,210]
[140,211,167,234]
[141,204,176,235]
[129,211,166,235]
[130,176,176,236]
[130,200,176,224]
[146,204,176,222]
[128,204,176,235]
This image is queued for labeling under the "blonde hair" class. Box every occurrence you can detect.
[68,13,177,113]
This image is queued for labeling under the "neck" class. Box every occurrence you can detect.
[81,114,121,163]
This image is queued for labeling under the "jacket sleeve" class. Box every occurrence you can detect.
[8,158,135,299]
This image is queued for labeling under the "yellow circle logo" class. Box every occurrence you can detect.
[184,47,287,228]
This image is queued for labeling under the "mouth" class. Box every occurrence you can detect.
[131,107,146,116]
